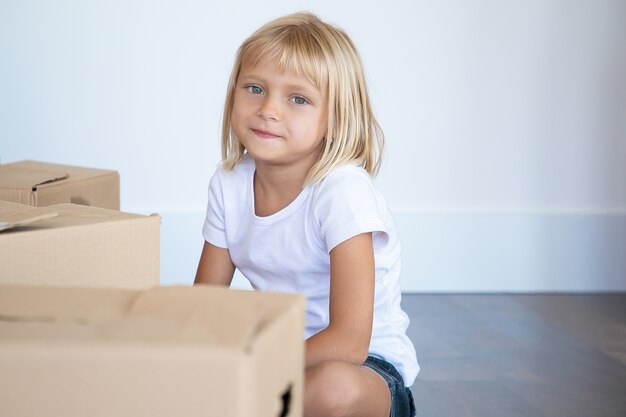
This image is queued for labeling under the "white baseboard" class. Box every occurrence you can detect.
[154,209,626,292]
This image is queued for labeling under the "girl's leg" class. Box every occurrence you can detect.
[304,360,391,417]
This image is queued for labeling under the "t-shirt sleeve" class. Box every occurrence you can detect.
[202,169,228,248]
[314,169,388,253]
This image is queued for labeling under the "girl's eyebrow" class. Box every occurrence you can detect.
[284,83,319,96]
[239,74,267,83]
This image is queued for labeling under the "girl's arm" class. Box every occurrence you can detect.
[305,232,375,368]
[194,241,236,286]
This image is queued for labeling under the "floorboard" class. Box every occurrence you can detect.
[403,294,626,417]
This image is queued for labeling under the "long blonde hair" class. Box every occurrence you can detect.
[221,12,384,183]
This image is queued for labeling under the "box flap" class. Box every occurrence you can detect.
[0,165,69,189]
[111,286,272,348]
[0,200,145,232]
[0,161,117,189]
[0,201,59,232]
[0,286,140,342]
[0,285,298,351]
[0,285,138,321]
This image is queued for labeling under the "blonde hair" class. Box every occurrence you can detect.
[221,12,384,183]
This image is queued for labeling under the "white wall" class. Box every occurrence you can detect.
[2,1,625,292]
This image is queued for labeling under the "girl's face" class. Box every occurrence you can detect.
[231,56,327,173]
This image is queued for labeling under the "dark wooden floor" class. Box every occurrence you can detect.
[403,294,626,417]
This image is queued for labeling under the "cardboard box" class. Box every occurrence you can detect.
[0,200,159,289]
[0,160,120,209]
[0,284,305,417]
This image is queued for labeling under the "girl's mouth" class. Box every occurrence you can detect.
[252,128,281,139]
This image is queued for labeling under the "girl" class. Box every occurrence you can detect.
[195,12,418,417]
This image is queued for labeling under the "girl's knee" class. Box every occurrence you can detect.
[305,361,363,417]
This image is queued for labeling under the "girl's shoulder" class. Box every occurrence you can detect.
[314,163,375,193]
[207,158,254,202]
[311,163,381,207]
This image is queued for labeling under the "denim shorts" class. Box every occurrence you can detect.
[364,356,416,417]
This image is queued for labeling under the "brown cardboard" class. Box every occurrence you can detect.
[0,205,59,232]
[0,160,120,209]
[0,284,305,417]
[0,200,159,289]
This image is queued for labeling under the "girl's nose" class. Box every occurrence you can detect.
[257,97,281,121]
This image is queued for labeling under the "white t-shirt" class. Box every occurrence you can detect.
[202,157,419,386]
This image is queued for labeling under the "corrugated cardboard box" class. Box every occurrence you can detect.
[0,284,305,417]
[0,200,159,289]
[0,160,120,209]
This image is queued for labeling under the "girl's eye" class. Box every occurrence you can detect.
[246,85,264,95]
[290,96,308,105]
